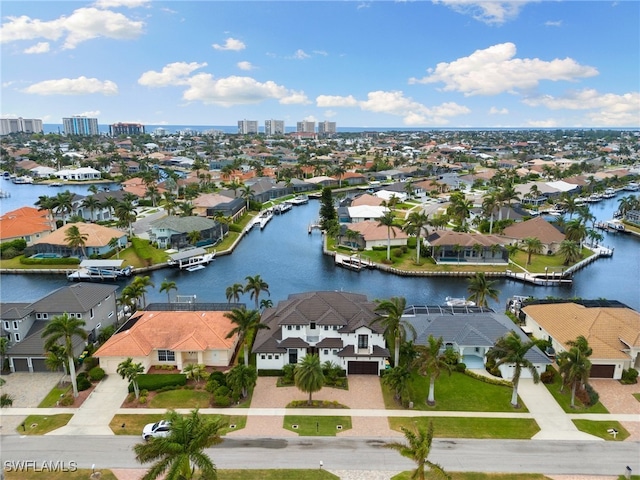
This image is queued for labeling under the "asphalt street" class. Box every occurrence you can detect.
[2,436,639,476]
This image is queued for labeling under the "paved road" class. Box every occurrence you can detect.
[2,436,638,476]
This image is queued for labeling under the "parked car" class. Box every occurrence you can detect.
[142,420,171,440]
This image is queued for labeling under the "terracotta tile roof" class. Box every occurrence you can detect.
[33,222,125,247]
[0,207,53,240]
[351,194,384,207]
[426,231,507,247]
[501,217,565,244]
[523,303,640,360]
[348,220,409,242]
[94,310,239,357]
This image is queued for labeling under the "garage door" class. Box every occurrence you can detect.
[12,358,29,372]
[31,358,49,372]
[590,364,615,378]
[348,361,378,375]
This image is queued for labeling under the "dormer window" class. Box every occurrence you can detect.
[310,322,316,330]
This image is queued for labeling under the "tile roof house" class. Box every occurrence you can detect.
[0,207,54,245]
[253,291,390,375]
[403,305,550,379]
[425,231,508,265]
[148,215,224,249]
[501,217,565,254]
[342,220,409,250]
[192,193,246,222]
[1,283,118,372]
[521,301,640,379]
[31,222,127,257]
[94,308,239,374]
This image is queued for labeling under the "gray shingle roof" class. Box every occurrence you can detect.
[31,283,118,314]
[6,320,84,356]
[1,303,33,320]
[337,345,390,358]
[150,215,218,234]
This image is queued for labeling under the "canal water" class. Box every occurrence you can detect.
[1,180,638,311]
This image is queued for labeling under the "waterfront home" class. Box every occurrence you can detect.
[425,231,508,265]
[73,190,131,222]
[30,222,127,257]
[403,305,551,379]
[253,291,390,375]
[122,177,167,199]
[54,167,101,181]
[341,220,409,250]
[501,217,566,255]
[341,172,367,186]
[148,215,224,249]
[1,283,118,372]
[94,307,239,374]
[0,206,54,246]
[192,192,246,221]
[344,205,389,223]
[521,300,640,379]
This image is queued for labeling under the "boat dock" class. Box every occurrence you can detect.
[334,253,375,271]
[67,259,132,282]
[168,248,215,270]
[251,209,274,229]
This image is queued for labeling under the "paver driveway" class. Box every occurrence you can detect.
[590,378,640,441]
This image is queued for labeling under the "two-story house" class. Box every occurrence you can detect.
[1,283,118,372]
[252,291,390,375]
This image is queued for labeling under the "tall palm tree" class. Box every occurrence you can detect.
[35,194,58,226]
[115,200,137,237]
[108,237,122,258]
[557,338,593,408]
[41,313,87,397]
[55,190,76,225]
[102,195,119,221]
[64,225,88,258]
[294,353,325,406]
[373,296,416,368]
[159,279,177,303]
[244,274,270,310]
[384,422,451,480]
[81,196,101,222]
[414,335,452,406]
[404,211,429,264]
[226,364,258,399]
[224,307,268,366]
[377,210,399,261]
[132,276,155,308]
[240,184,253,211]
[225,283,244,304]
[522,236,543,266]
[558,239,581,265]
[482,193,499,234]
[466,272,500,307]
[134,409,223,480]
[486,331,540,407]
[499,183,519,220]
[565,218,587,246]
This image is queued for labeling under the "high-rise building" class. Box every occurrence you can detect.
[318,121,337,135]
[296,120,316,133]
[238,119,258,135]
[264,119,285,136]
[63,116,99,136]
[110,122,145,136]
[0,117,43,135]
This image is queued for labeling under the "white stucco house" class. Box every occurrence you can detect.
[345,205,389,223]
[55,167,101,181]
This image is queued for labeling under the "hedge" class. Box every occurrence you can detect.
[128,373,187,392]
[257,369,284,377]
[20,257,81,265]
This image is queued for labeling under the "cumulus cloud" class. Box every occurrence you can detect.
[182,74,310,107]
[545,20,563,27]
[76,110,101,117]
[291,49,310,60]
[522,88,640,126]
[316,95,359,107]
[212,37,246,51]
[24,42,50,54]
[93,0,150,8]
[433,0,530,25]
[22,76,118,95]
[138,62,207,87]
[237,61,254,71]
[409,42,598,96]
[489,107,509,115]
[0,7,144,49]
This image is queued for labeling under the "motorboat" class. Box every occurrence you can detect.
[445,297,476,307]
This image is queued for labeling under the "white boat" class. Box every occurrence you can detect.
[67,260,132,282]
[0,189,9,198]
[12,175,34,184]
[49,182,63,187]
[445,297,476,307]
[185,264,206,272]
[289,195,309,205]
[624,182,639,191]
[603,188,616,199]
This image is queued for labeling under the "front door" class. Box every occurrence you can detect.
[288,349,298,365]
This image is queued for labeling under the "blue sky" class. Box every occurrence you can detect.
[1,1,639,129]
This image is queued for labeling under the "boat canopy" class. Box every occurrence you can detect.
[80,259,125,268]
[169,247,208,262]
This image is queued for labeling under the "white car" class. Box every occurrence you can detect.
[142,420,171,440]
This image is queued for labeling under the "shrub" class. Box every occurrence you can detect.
[138,396,147,404]
[76,375,92,391]
[83,357,99,371]
[88,367,106,382]
[207,370,227,386]
[59,394,75,406]
[228,224,242,233]
[1,247,20,259]
[0,239,27,255]
[584,383,599,406]
[126,392,136,403]
[214,385,231,398]
[214,395,231,407]
[129,374,187,392]
[392,248,403,258]
[621,368,638,384]
[156,385,178,393]
[455,363,467,373]
[540,369,556,384]
[19,257,81,265]
[258,368,284,377]
[442,348,460,365]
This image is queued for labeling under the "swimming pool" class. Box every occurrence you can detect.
[30,253,62,259]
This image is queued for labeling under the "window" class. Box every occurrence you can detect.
[158,350,175,362]
[310,322,316,330]
[287,325,292,330]
[76,313,82,319]
[295,325,301,330]
[274,354,279,359]
[2,321,9,330]
[12,321,18,330]
[108,312,114,318]
[333,326,340,331]
[90,308,94,319]
[267,355,272,360]
[323,325,329,331]
[36,313,48,320]
[324,349,329,355]
[332,349,338,354]
[14,333,20,342]
[261,354,266,360]
[358,335,368,349]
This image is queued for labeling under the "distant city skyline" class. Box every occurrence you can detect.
[1,1,639,129]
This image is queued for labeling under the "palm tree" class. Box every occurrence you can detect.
[102,195,119,221]
[159,279,177,303]
[0,336,8,373]
[558,239,581,265]
[115,200,137,237]
[224,306,268,366]
[240,184,253,211]
[225,283,244,304]
[244,274,270,310]
[45,344,68,377]
[382,365,411,404]
[183,363,207,384]
[565,218,587,246]
[108,236,122,258]
[226,364,258,399]
[133,409,223,480]
[35,194,58,226]
[294,353,324,406]
[373,296,416,367]
[117,357,145,399]
[384,422,451,480]
[377,210,399,261]
[42,313,87,397]
[64,225,88,258]
[557,337,593,408]
[404,211,429,264]
[486,331,540,407]
[187,230,201,245]
[260,299,274,311]
[466,272,500,307]
[414,335,452,406]
[499,183,519,220]
[81,196,101,222]
[131,275,155,308]
[179,202,195,217]
[522,236,543,266]
[55,190,76,225]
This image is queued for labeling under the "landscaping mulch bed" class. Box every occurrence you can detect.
[55,382,97,408]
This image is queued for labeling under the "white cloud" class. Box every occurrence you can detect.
[22,76,118,95]
[0,8,145,49]
[76,110,101,117]
[313,50,328,56]
[237,61,254,71]
[545,20,562,27]
[323,110,337,118]
[93,0,150,8]
[182,74,310,107]
[433,0,531,25]
[138,62,208,87]
[291,49,310,60]
[522,89,640,126]
[212,37,246,51]
[489,106,509,115]
[23,42,50,54]
[527,119,559,128]
[410,42,598,96]
[316,95,359,107]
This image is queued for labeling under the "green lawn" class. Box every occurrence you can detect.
[147,389,211,408]
[283,415,352,436]
[397,371,528,412]
[0,256,79,269]
[572,419,630,441]
[17,414,73,435]
[5,469,118,480]
[510,247,592,274]
[218,471,338,480]
[392,473,551,480]
[633,393,640,402]
[543,377,608,413]
[388,417,540,439]
[38,383,71,407]
[110,413,247,436]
